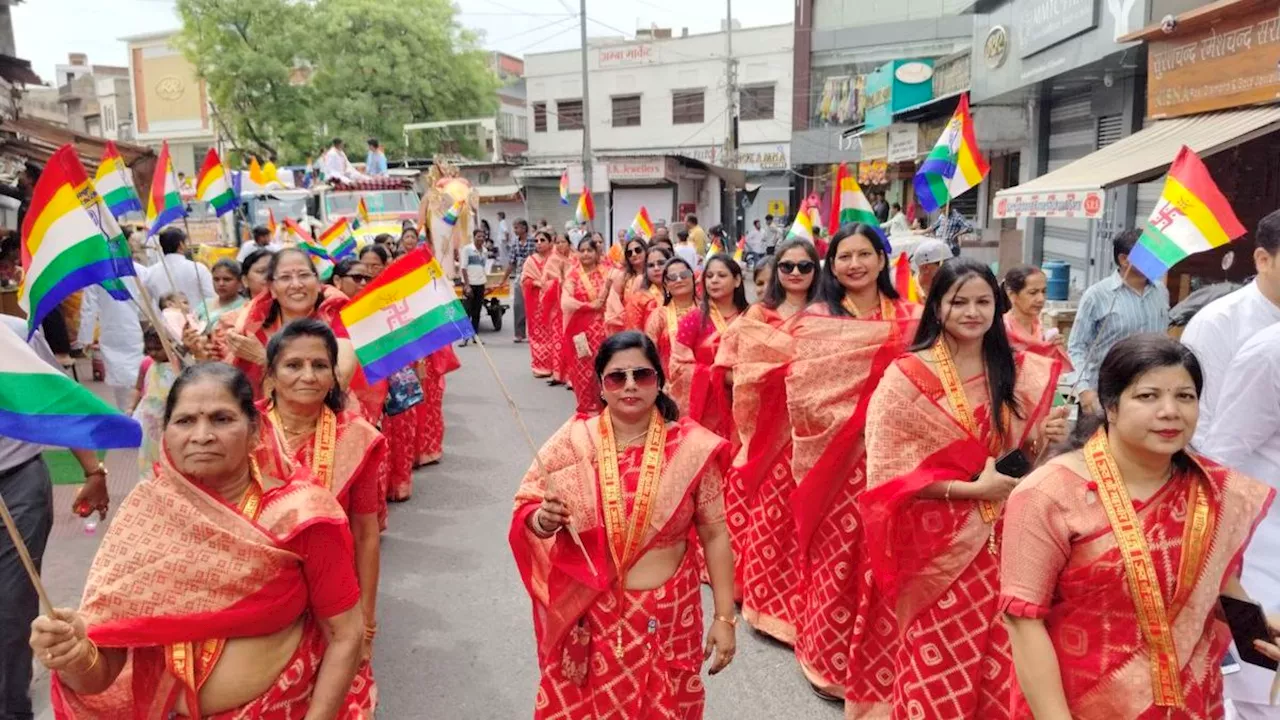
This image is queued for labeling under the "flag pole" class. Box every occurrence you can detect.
[471,334,599,578]
[179,215,213,323]
[0,491,53,616]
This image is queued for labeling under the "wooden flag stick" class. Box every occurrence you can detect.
[471,333,600,578]
[0,490,53,616]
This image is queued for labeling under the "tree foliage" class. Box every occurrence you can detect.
[176,0,500,163]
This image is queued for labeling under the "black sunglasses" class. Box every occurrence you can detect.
[627,246,645,256]
[342,273,372,283]
[778,261,816,275]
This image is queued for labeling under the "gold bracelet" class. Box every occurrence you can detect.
[74,640,100,674]
[714,614,738,627]
[364,624,378,639]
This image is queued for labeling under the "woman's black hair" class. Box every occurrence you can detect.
[265,318,345,412]
[909,257,1020,438]
[163,363,258,428]
[576,235,599,252]
[263,247,324,328]
[1060,334,1203,467]
[818,223,899,316]
[1000,264,1045,299]
[372,233,394,247]
[359,244,390,265]
[239,249,274,283]
[762,237,821,310]
[211,258,242,279]
[660,256,695,305]
[594,330,680,422]
[623,238,648,280]
[698,254,749,324]
[331,257,362,283]
[641,246,673,290]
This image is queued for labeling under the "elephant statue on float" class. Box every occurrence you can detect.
[416,157,479,280]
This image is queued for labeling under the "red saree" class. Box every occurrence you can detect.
[417,347,459,466]
[604,269,636,335]
[50,450,371,719]
[227,285,351,397]
[625,285,664,335]
[543,254,570,384]
[1003,314,1073,372]
[510,415,730,720]
[784,299,920,699]
[561,266,609,415]
[1001,440,1275,719]
[644,304,698,412]
[524,253,555,377]
[858,350,1059,719]
[714,304,800,643]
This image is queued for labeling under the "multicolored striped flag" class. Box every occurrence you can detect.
[355,197,372,228]
[285,218,335,280]
[831,162,891,251]
[0,321,142,448]
[195,149,237,217]
[267,208,278,238]
[340,247,475,384]
[629,206,654,240]
[317,217,356,261]
[575,190,595,224]
[92,141,142,219]
[1129,145,1246,282]
[732,237,745,263]
[559,170,570,205]
[442,200,463,227]
[19,146,137,337]
[708,236,725,256]
[913,93,989,213]
[786,198,814,242]
[146,141,186,236]
[893,251,920,303]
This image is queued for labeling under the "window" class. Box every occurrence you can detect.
[533,102,547,133]
[517,115,528,140]
[672,90,704,125]
[740,85,775,121]
[104,105,115,133]
[612,95,641,128]
[557,99,583,130]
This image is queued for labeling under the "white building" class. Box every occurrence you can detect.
[121,30,217,177]
[521,23,793,240]
[53,53,133,140]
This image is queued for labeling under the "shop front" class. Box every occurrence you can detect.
[602,157,678,243]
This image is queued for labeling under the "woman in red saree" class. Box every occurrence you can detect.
[784,224,920,704]
[1001,264,1073,371]
[31,363,368,719]
[858,257,1067,720]
[522,231,556,377]
[673,253,748,437]
[510,331,737,719]
[1002,334,1277,720]
[561,236,611,414]
[605,237,649,335]
[414,346,460,468]
[716,238,819,645]
[644,256,698,409]
[625,245,671,333]
[544,234,573,386]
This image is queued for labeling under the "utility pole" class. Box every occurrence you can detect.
[579,0,593,228]
[723,0,739,238]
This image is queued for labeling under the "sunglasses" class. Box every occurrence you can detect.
[665,269,694,282]
[627,246,645,256]
[342,273,373,283]
[778,261,816,275]
[601,367,659,392]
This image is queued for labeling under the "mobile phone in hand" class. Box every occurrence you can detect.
[1220,595,1279,671]
[994,449,1032,479]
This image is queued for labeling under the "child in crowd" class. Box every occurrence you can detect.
[159,291,204,339]
[131,324,177,479]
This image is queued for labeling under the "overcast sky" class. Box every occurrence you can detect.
[14,0,793,85]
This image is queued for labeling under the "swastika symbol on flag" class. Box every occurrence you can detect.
[385,300,413,330]
[1151,203,1184,232]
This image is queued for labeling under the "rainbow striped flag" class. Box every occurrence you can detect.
[786,198,814,242]
[340,247,475,384]
[317,218,356,261]
[442,200,462,227]
[92,141,142,218]
[355,197,372,228]
[146,141,186,236]
[1129,146,1246,282]
[19,146,138,336]
[195,148,237,217]
[832,162,891,251]
[708,237,725,256]
[0,321,142,449]
[629,206,654,240]
[559,170,570,205]
[575,190,595,224]
[913,93,989,213]
[732,237,745,263]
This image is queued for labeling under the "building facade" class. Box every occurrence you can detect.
[54,53,133,140]
[122,30,216,178]
[522,23,793,240]
[492,52,528,160]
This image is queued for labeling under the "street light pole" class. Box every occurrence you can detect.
[724,0,739,238]
[579,0,593,228]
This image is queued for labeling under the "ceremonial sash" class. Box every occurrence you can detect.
[577,267,602,304]
[268,406,339,490]
[1083,428,1214,708]
[665,304,695,349]
[841,294,895,320]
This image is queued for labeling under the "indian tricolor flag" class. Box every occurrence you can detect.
[913,93,989,213]
[355,197,372,228]
[146,140,186,236]
[340,247,475,384]
[1129,145,1246,282]
[92,140,142,218]
[0,321,142,449]
[195,148,237,217]
[832,162,879,228]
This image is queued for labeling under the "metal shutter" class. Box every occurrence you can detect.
[1096,115,1124,149]
[1042,94,1095,292]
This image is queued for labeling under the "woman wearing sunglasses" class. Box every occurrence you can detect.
[560,236,611,413]
[520,231,556,378]
[624,245,672,332]
[511,331,736,720]
[605,237,649,335]
[643,256,699,388]
[331,257,372,299]
[714,236,819,645]
[784,224,922,703]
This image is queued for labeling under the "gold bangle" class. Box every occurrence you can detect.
[714,614,738,628]
[945,481,954,502]
[74,640,100,674]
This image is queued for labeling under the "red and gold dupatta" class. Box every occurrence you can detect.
[1004,313,1073,372]
[256,401,387,516]
[674,306,738,441]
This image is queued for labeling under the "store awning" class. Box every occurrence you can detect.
[993,106,1280,219]
[476,184,522,203]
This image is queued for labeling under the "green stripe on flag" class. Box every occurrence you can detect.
[927,175,950,206]
[839,208,878,226]
[0,372,123,416]
[1140,223,1189,268]
[28,236,113,308]
[355,302,467,366]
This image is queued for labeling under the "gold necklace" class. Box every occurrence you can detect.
[615,429,649,448]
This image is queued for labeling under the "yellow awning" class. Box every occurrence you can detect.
[993,106,1280,219]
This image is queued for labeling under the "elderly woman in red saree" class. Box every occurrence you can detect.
[644,256,699,408]
[1001,264,1073,371]
[715,238,818,645]
[858,257,1067,719]
[544,233,573,386]
[561,236,610,414]
[1001,333,1276,720]
[522,231,556,378]
[30,363,367,718]
[605,236,649,334]
[510,331,737,719]
[784,224,920,703]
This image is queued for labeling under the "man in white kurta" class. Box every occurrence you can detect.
[1201,321,1280,719]
[77,277,144,411]
[142,227,215,317]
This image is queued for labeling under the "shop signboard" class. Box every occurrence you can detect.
[992,188,1106,219]
[887,124,919,162]
[932,53,972,98]
[862,59,935,132]
[1016,0,1100,58]
[1146,4,1280,119]
[597,43,659,69]
[605,158,675,183]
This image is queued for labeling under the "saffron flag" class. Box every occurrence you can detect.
[146,141,186,236]
[93,141,142,218]
[0,321,142,448]
[355,197,372,228]
[19,146,137,337]
[629,206,654,240]
[786,198,814,243]
[317,218,356,261]
[576,190,595,224]
[913,93,989,213]
[1128,145,1247,282]
[267,208,279,238]
[559,170,570,205]
[340,247,475,384]
[708,236,725,256]
[249,158,270,188]
[195,149,237,217]
[893,251,920,303]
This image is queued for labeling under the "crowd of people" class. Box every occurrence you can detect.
[508,213,1280,720]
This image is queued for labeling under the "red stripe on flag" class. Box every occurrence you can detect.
[1168,145,1246,240]
[956,94,990,176]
